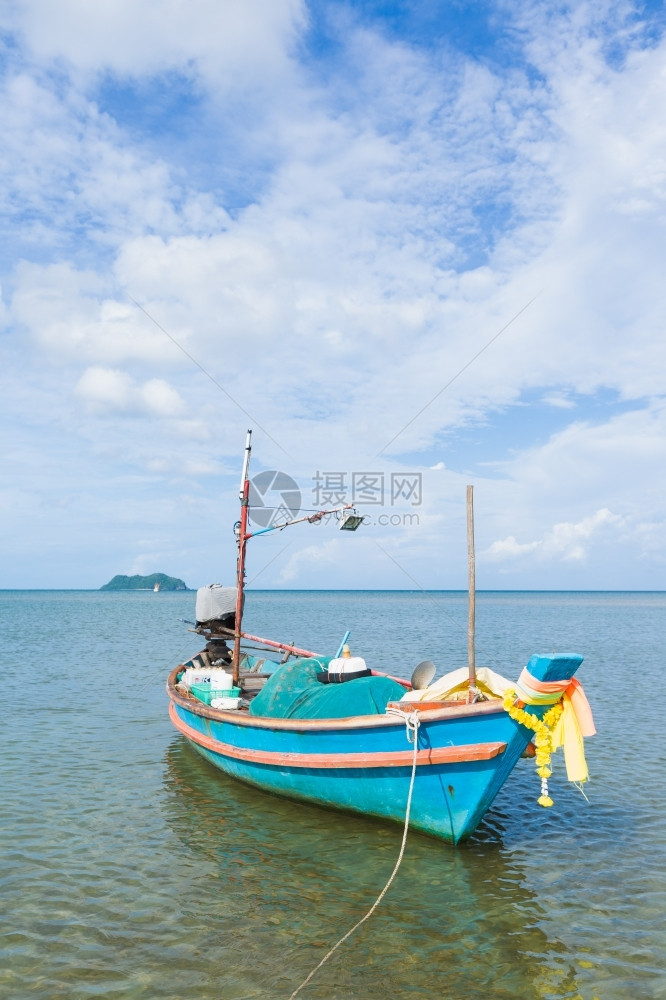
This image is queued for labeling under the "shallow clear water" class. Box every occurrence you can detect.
[1,589,664,999]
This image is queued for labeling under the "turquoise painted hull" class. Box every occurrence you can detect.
[167,653,583,844]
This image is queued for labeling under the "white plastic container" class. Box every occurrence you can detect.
[182,667,206,686]
[182,667,233,689]
[207,669,233,689]
[210,696,242,711]
[327,645,369,682]
[328,655,367,675]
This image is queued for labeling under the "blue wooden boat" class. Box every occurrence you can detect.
[166,432,593,844]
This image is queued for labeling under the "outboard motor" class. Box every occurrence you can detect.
[195,584,239,632]
[205,638,232,665]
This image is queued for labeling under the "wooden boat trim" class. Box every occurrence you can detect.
[166,667,506,731]
[169,703,507,768]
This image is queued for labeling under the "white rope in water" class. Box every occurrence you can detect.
[288,709,421,1000]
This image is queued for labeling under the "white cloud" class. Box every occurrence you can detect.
[486,508,624,564]
[490,402,666,510]
[543,508,624,560]
[486,536,541,559]
[278,538,345,583]
[542,392,576,410]
[0,0,307,85]
[75,366,133,411]
[129,551,166,576]
[140,378,187,418]
[1,1,666,587]
[7,4,666,440]
[11,264,170,363]
[75,366,186,417]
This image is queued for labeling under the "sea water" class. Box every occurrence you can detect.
[1,589,664,999]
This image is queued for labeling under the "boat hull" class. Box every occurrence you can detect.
[168,690,529,843]
[167,652,584,843]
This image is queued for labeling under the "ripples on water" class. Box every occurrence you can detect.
[1,590,664,999]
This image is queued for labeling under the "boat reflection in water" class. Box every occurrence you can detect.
[162,740,585,1000]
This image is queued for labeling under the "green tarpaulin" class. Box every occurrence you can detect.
[248,657,407,720]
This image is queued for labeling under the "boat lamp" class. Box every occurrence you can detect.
[339,510,364,531]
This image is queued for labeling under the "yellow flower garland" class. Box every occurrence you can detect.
[503,690,564,807]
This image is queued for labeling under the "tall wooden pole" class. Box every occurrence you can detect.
[466,485,477,700]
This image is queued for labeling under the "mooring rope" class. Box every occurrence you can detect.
[287,709,421,1000]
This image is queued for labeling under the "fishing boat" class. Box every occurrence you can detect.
[167,432,595,844]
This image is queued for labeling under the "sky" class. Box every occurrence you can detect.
[1,0,666,591]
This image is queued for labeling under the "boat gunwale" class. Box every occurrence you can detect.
[166,664,506,732]
[168,702,508,767]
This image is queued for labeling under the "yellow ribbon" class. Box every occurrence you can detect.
[551,693,589,783]
[515,673,595,786]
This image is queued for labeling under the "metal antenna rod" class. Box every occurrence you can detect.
[466,485,477,700]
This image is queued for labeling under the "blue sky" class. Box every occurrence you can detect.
[1,0,666,590]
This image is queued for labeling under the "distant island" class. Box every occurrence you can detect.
[100,573,189,592]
